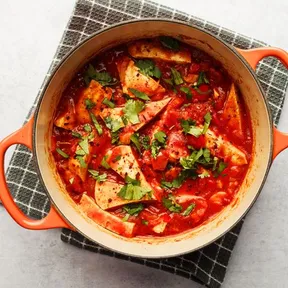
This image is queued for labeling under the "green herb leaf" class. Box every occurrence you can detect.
[154,131,166,144]
[101,155,110,169]
[72,131,82,139]
[125,175,140,186]
[198,170,210,179]
[102,97,115,108]
[197,71,210,86]
[111,131,120,144]
[135,60,162,79]
[122,214,130,222]
[180,119,202,137]
[84,64,118,87]
[140,135,150,150]
[76,155,87,168]
[123,203,144,216]
[130,133,141,153]
[163,78,173,86]
[128,88,150,101]
[161,170,197,190]
[118,184,151,200]
[114,155,121,162]
[194,87,212,95]
[75,149,86,156]
[180,149,203,170]
[171,68,183,85]
[85,99,96,110]
[84,124,92,132]
[123,100,145,124]
[89,112,103,135]
[180,86,192,100]
[56,148,69,159]
[162,196,182,213]
[78,137,89,155]
[182,203,196,216]
[214,161,227,177]
[151,139,162,158]
[104,116,123,133]
[202,112,212,134]
[160,36,180,51]
[142,219,148,225]
[203,148,211,163]
[88,169,107,182]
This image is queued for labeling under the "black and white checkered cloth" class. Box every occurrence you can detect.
[4,1,288,287]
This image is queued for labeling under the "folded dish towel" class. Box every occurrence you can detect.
[4,1,288,287]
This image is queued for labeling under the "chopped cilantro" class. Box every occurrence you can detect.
[142,219,148,225]
[84,64,118,87]
[78,137,89,155]
[123,203,144,216]
[111,131,120,144]
[135,59,162,79]
[89,112,103,135]
[159,36,180,51]
[83,124,92,132]
[197,71,210,86]
[130,133,141,153]
[123,100,145,124]
[114,155,121,162]
[198,170,210,179]
[162,195,182,213]
[151,140,162,158]
[203,148,211,162]
[214,161,227,177]
[180,149,204,170]
[122,214,130,222]
[101,155,110,169]
[125,175,140,186]
[180,86,192,100]
[75,155,87,168]
[163,78,174,86]
[88,169,107,182]
[104,116,123,132]
[85,99,96,110]
[102,97,115,108]
[202,112,212,134]
[56,148,69,159]
[71,131,82,139]
[182,203,196,216]
[171,68,183,85]
[154,131,166,144]
[161,170,197,190]
[140,135,150,150]
[128,88,150,101]
[75,149,86,156]
[180,119,202,137]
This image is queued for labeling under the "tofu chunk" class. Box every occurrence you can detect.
[205,129,247,165]
[222,84,244,138]
[54,99,76,130]
[116,56,165,97]
[152,222,167,234]
[128,40,191,63]
[75,80,112,124]
[79,194,135,237]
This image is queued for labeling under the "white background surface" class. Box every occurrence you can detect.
[0,0,288,287]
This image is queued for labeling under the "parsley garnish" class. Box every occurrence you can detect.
[117,176,152,200]
[101,155,110,169]
[122,214,130,222]
[161,169,197,190]
[162,195,182,213]
[85,99,96,109]
[154,131,166,144]
[104,116,123,132]
[75,155,87,168]
[88,169,107,182]
[135,59,162,79]
[202,112,212,134]
[198,170,210,179]
[123,203,144,216]
[214,161,227,177]
[180,118,202,137]
[83,124,92,132]
[78,137,89,155]
[140,135,150,150]
[130,133,141,153]
[182,203,196,216]
[123,100,145,124]
[71,131,82,139]
[142,219,148,225]
[128,88,150,101]
[56,148,69,159]
[102,97,115,108]
[84,64,118,87]
[197,71,210,86]
[159,36,180,51]
[89,112,103,135]
[111,131,120,144]
[180,87,192,100]
[170,68,183,85]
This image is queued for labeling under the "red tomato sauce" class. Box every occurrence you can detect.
[51,37,253,238]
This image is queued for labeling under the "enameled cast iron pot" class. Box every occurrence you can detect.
[1,20,288,258]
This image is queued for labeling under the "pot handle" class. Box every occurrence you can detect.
[238,47,288,159]
[0,117,70,229]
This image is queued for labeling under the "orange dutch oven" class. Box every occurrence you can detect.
[0,20,288,258]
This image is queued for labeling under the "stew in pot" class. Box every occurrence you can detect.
[51,37,252,238]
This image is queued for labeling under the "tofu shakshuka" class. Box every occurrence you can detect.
[52,37,252,238]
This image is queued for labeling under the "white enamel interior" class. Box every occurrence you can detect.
[34,20,272,258]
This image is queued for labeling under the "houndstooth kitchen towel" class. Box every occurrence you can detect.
[4,1,288,288]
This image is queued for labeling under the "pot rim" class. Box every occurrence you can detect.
[32,18,273,258]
